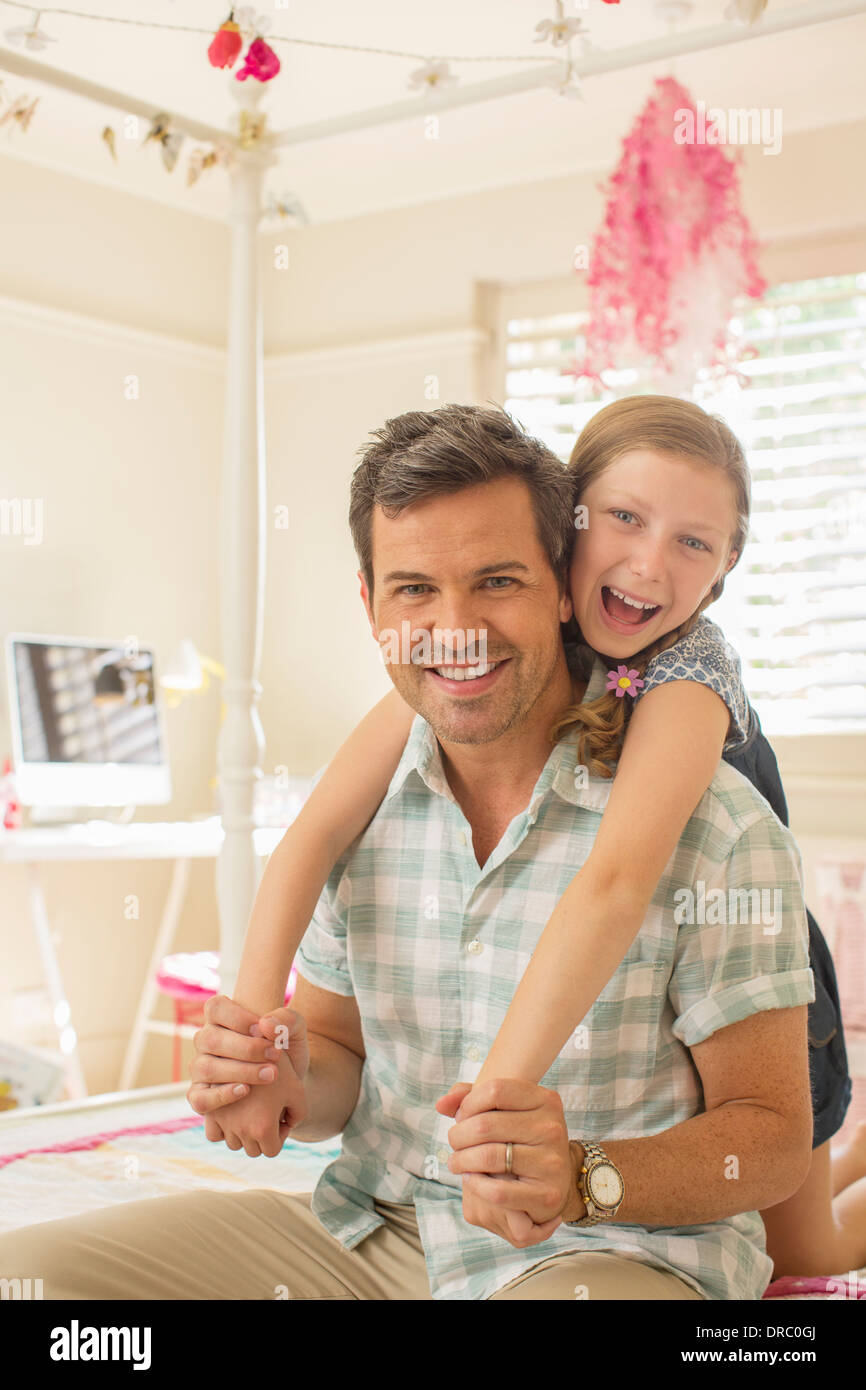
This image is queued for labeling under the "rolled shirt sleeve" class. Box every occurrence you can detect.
[294,862,355,997]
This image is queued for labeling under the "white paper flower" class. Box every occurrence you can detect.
[234,7,273,38]
[548,60,584,101]
[263,191,309,226]
[4,12,58,51]
[724,0,769,24]
[534,16,588,49]
[556,78,584,101]
[407,60,459,95]
[213,141,236,172]
[0,94,39,132]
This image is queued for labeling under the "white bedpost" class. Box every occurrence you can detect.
[216,84,276,999]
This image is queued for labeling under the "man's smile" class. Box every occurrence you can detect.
[423,657,511,696]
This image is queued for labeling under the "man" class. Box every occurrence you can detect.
[188,402,813,1300]
[0,404,813,1301]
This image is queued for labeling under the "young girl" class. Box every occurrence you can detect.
[208,394,864,1274]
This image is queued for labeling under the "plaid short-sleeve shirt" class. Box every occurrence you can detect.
[295,653,815,1301]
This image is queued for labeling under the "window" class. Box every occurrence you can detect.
[502,272,866,736]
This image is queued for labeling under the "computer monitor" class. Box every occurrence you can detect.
[5,633,172,807]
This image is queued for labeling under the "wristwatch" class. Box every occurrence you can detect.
[564,1140,625,1227]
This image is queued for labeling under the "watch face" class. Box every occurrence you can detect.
[588,1162,623,1207]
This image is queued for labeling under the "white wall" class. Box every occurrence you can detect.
[0,116,864,1093]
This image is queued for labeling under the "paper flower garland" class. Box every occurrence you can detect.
[534,13,588,48]
[3,11,58,50]
[535,4,593,101]
[207,7,280,83]
[0,81,39,133]
[550,59,584,102]
[236,37,281,83]
[187,143,236,186]
[407,59,459,94]
[725,0,769,22]
[208,17,243,69]
[263,190,310,225]
[100,114,235,184]
[569,75,766,393]
[144,112,184,173]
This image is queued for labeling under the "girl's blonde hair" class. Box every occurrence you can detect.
[550,395,751,776]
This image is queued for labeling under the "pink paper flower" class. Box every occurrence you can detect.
[208,19,242,70]
[606,665,644,698]
[235,36,281,82]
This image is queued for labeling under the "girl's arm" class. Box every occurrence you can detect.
[473,678,732,1089]
[232,685,415,1018]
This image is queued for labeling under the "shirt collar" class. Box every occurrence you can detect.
[384,648,617,814]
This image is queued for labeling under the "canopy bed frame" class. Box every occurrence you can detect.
[0,0,857,998]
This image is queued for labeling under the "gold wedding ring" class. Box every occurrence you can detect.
[505,1141,513,1175]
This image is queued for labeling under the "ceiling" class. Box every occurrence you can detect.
[1,0,865,225]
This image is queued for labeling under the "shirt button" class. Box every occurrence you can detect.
[458,830,467,845]
[466,1045,480,1061]
[466,939,483,954]
[437,1148,450,1164]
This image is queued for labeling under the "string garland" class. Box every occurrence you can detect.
[0,0,570,65]
[0,0,772,238]
[0,1,606,185]
[0,0,772,370]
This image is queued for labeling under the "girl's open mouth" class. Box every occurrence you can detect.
[599,585,661,632]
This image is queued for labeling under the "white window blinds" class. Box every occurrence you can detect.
[502,272,866,736]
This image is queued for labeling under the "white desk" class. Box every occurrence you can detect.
[0,818,287,1100]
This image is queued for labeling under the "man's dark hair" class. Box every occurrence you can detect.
[349,402,575,602]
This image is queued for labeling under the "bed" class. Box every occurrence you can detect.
[1,20,864,1310]
[0,1081,340,1235]
[3,1081,863,1301]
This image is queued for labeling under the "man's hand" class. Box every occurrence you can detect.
[187,994,310,1155]
[436,1080,582,1248]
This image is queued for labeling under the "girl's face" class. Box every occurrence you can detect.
[569,448,740,661]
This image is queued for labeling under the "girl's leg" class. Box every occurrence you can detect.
[830,1118,866,1197]
[760,1128,866,1280]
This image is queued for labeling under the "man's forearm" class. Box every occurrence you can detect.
[289,1031,363,1143]
[566,1104,811,1226]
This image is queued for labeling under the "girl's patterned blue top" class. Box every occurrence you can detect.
[565,615,751,754]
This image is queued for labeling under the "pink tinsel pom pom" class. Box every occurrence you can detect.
[571,76,766,390]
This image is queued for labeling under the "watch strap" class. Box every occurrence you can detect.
[565,1140,624,1227]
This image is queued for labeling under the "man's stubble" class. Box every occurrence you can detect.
[387,635,566,748]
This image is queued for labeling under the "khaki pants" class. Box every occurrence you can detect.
[0,1188,703,1300]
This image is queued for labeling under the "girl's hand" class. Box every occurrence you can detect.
[214,1048,307,1157]
[188,996,310,1147]
[215,1006,310,1156]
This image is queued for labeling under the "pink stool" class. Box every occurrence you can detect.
[155,951,298,1084]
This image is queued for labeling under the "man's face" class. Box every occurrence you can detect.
[359,476,572,746]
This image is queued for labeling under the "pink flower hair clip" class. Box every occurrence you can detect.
[606,665,644,698]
